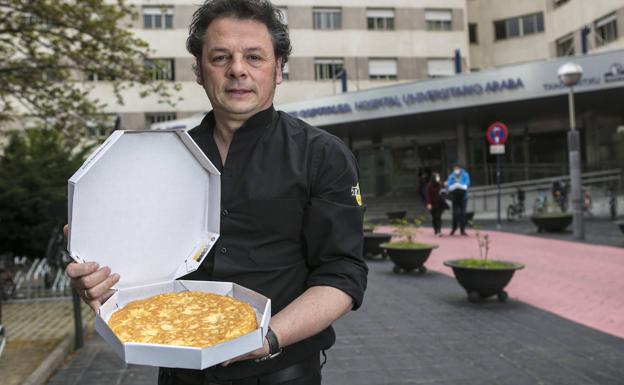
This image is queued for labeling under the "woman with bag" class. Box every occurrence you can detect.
[426,172,445,237]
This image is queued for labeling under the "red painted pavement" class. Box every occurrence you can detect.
[375,226,624,339]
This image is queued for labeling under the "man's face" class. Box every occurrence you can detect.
[195,17,283,121]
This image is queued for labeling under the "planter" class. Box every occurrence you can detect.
[363,232,392,260]
[615,221,624,235]
[386,211,407,221]
[381,243,438,274]
[443,259,524,302]
[530,214,572,232]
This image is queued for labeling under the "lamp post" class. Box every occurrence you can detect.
[557,62,584,240]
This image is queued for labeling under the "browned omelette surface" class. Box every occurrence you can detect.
[108,291,257,347]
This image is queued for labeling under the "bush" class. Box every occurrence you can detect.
[0,128,92,258]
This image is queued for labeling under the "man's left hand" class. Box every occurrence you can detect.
[221,338,270,366]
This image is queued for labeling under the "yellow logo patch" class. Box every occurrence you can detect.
[351,183,362,206]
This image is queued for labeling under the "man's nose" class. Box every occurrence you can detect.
[228,56,247,78]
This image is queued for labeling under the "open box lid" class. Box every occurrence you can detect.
[67,130,221,290]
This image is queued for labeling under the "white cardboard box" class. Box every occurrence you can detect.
[67,130,271,369]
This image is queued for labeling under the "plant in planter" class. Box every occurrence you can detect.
[381,216,438,274]
[443,231,524,302]
[530,202,572,233]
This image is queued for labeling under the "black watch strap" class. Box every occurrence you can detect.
[266,326,280,355]
[255,326,282,362]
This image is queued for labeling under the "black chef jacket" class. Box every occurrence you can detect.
[178,105,368,381]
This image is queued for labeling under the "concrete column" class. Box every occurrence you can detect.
[456,121,468,167]
[523,125,530,180]
[583,112,597,165]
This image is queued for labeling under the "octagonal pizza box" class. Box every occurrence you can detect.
[67,130,271,369]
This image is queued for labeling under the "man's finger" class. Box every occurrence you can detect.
[66,262,99,279]
[84,273,120,300]
[63,224,69,237]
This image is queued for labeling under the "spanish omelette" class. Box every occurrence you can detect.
[108,291,257,347]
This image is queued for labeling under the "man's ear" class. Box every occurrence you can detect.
[194,59,203,85]
[275,57,284,85]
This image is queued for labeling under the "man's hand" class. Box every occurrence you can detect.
[64,225,119,311]
[221,336,270,366]
[426,204,432,211]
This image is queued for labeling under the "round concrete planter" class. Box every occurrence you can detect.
[615,221,624,235]
[363,232,392,260]
[386,210,407,221]
[381,243,438,274]
[443,259,524,302]
[530,214,572,232]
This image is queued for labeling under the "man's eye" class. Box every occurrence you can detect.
[211,56,227,63]
[248,55,261,61]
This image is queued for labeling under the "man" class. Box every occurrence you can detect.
[446,163,470,236]
[65,1,368,384]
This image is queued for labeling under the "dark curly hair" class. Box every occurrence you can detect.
[186,0,291,70]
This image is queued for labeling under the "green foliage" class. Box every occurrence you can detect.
[453,259,516,269]
[389,215,426,243]
[0,0,182,142]
[380,241,435,250]
[0,128,92,258]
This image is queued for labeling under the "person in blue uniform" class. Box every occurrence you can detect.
[446,163,471,236]
[65,1,367,384]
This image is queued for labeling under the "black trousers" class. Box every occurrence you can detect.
[430,207,442,234]
[158,354,321,385]
[451,189,467,233]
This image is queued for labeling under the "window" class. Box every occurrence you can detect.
[595,13,618,47]
[427,59,455,78]
[86,72,116,82]
[494,12,544,40]
[313,8,341,30]
[86,114,119,138]
[144,59,175,81]
[368,58,397,80]
[425,9,452,31]
[143,6,173,29]
[554,0,570,7]
[367,9,395,30]
[282,62,289,81]
[145,112,177,129]
[556,34,575,57]
[469,23,478,44]
[276,6,288,24]
[314,58,344,80]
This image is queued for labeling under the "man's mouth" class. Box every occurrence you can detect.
[226,88,252,96]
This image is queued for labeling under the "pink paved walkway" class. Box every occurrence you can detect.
[376,226,624,339]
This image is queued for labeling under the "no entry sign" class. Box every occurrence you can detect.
[486,122,509,145]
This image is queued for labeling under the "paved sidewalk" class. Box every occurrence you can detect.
[0,299,95,385]
[45,229,624,385]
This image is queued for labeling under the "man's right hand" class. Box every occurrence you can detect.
[426,204,432,211]
[64,225,120,311]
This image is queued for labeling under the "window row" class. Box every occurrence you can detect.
[140,6,455,32]
[555,12,619,57]
[86,58,458,82]
[494,12,544,40]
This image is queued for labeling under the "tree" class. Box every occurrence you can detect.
[0,127,92,258]
[0,0,181,142]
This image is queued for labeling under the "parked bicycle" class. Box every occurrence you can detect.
[506,188,526,221]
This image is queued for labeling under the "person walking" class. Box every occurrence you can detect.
[426,172,444,237]
[446,163,471,236]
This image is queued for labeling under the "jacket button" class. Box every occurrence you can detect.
[222,209,229,216]
[220,247,227,254]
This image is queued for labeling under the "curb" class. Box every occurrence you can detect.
[20,334,73,385]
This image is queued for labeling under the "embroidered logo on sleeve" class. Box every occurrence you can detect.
[351,183,362,206]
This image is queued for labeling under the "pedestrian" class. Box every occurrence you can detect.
[426,172,444,237]
[65,1,368,384]
[446,163,471,236]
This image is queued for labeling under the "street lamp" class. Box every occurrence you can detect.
[557,62,584,239]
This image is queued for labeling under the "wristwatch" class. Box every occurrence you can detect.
[255,326,282,362]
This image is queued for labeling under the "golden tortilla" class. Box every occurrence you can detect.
[108,291,257,348]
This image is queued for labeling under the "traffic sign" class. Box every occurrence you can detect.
[489,144,505,154]
[486,122,509,145]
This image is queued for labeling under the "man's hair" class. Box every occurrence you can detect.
[186,0,291,70]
